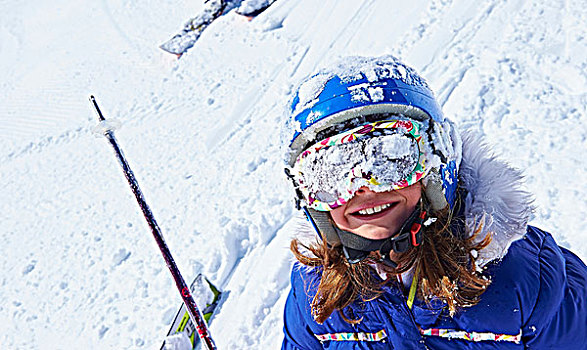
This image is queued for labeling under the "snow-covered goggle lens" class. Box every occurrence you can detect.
[293,120,428,211]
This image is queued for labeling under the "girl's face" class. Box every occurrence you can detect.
[329,183,422,240]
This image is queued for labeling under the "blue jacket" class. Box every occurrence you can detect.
[282,226,587,349]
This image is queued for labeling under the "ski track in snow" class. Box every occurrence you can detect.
[0,0,585,348]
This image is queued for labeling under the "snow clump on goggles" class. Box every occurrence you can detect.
[292,120,430,211]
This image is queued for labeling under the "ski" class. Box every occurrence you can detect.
[160,0,227,56]
[161,275,222,350]
[160,0,277,55]
[235,0,277,18]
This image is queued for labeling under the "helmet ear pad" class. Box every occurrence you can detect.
[303,208,342,247]
[423,170,450,211]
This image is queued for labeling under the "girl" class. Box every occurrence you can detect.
[281,55,586,349]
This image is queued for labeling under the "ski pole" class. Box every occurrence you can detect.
[89,95,217,350]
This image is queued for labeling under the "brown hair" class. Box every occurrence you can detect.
[290,191,492,324]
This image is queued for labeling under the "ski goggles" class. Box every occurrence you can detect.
[292,120,429,211]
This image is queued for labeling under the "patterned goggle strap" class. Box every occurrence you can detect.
[293,120,429,211]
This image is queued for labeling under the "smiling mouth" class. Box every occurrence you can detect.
[351,202,397,217]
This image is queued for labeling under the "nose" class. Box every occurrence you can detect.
[354,186,375,195]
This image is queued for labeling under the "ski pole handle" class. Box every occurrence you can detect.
[89,95,217,350]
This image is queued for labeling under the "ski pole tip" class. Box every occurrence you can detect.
[89,95,106,122]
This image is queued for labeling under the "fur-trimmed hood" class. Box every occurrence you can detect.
[292,130,535,266]
[459,131,534,265]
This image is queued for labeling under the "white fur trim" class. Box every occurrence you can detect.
[459,131,534,266]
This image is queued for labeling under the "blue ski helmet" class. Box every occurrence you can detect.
[285,55,462,210]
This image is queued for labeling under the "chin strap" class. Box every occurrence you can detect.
[302,201,433,267]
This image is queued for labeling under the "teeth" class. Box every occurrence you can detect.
[358,203,392,215]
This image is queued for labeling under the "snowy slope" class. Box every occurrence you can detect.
[0,0,585,349]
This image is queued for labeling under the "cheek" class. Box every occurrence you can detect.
[400,184,422,208]
[329,207,346,227]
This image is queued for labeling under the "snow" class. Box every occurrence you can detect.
[0,0,585,349]
[162,333,192,350]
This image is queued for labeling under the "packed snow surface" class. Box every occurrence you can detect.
[0,0,585,349]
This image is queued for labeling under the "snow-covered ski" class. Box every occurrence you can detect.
[160,0,227,56]
[162,275,222,350]
[160,0,277,56]
[235,0,277,18]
